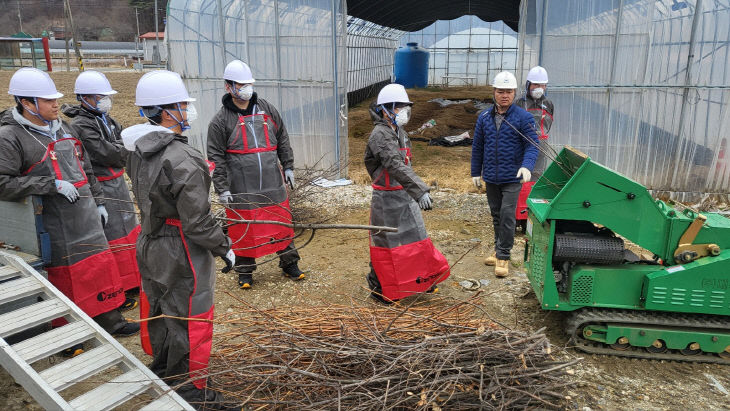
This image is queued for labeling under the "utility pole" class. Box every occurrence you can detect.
[64,0,84,71]
[17,0,23,33]
[135,7,141,66]
[153,0,161,67]
[64,0,70,71]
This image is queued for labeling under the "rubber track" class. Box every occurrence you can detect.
[566,308,730,364]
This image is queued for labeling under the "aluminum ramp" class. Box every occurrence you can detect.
[0,251,194,410]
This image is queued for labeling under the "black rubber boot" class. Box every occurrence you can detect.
[282,263,305,281]
[238,273,253,289]
[120,297,139,311]
[112,320,141,337]
[367,269,395,305]
[62,343,84,357]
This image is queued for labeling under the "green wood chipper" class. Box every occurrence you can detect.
[525,146,730,362]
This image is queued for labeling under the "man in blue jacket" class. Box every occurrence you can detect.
[471,71,539,277]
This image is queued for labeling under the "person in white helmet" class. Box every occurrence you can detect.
[206,59,304,290]
[364,83,450,304]
[61,70,140,312]
[471,71,539,278]
[0,68,139,354]
[122,70,235,408]
[516,66,554,179]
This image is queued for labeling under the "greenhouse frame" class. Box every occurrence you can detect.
[400,16,518,87]
[167,0,348,175]
[518,0,730,201]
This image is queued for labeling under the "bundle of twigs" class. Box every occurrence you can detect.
[206,294,577,410]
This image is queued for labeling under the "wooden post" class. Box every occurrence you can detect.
[64,0,84,71]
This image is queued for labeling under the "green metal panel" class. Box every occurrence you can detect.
[527,147,730,264]
[570,265,658,309]
[643,250,730,316]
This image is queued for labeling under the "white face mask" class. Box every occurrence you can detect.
[395,106,410,127]
[185,104,198,124]
[96,96,112,113]
[232,84,253,101]
[530,87,545,99]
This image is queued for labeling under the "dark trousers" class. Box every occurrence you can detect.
[485,182,522,260]
[235,242,300,274]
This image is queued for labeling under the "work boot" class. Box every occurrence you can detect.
[484,254,497,266]
[495,259,510,278]
[62,343,84,358]
[238,273,253,289]
[112,320,141,337]
[120,297,138,311]
[370,291,395,305]
[282,263,305,281]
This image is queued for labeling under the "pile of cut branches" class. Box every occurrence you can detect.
[205,294,578,410]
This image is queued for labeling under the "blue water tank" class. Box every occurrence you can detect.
[394,42,429,88]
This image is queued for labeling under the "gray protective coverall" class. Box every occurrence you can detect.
[0,108,126,331]
[62,104,140,291]
[207,93,298,273]
[125,124,231,394]
[515,95,554,178]
[364,103,450,301]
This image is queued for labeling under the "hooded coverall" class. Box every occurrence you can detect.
[0,108,126,331]
[206,93,298,274]
[62,104,141,291]
[364,103,450,301]
[125,124,231,396]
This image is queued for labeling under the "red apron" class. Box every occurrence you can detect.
[23,136,124,318]
[369,143,450,301]
[224,109,293,258]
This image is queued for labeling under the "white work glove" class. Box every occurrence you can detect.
[55,179,79,203]
[221,249,235,273]
[284,169,295,189]
[417,192,433,210]
[97,205,108,227]
[472,176,482,188]
[516,167,531,183]
[219,190,232,204]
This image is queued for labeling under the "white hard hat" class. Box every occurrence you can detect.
[134,70,195,106]
[376,84,412,105]
[492,71,518,89]
[526,66,549,84]
[223,60,255,84]
[74,70,117,95]
[8,67,63,99]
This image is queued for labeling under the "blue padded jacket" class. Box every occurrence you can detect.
[471,104,539,184]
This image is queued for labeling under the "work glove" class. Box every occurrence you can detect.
[219,190,232,204]
[55,179,79,203]
[417,192,433,210]
[284,169,295,189]
[221,249,236,273]
[97,205,108,227]
[516,167,531,183]
[472,176,482,188]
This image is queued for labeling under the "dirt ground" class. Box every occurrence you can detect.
[1,71,729,410]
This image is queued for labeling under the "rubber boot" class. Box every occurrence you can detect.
[495,259,510,278]
[282,263,305,281]
[238,273,253,289]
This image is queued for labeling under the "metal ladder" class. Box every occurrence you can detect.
[0,251,194,410]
